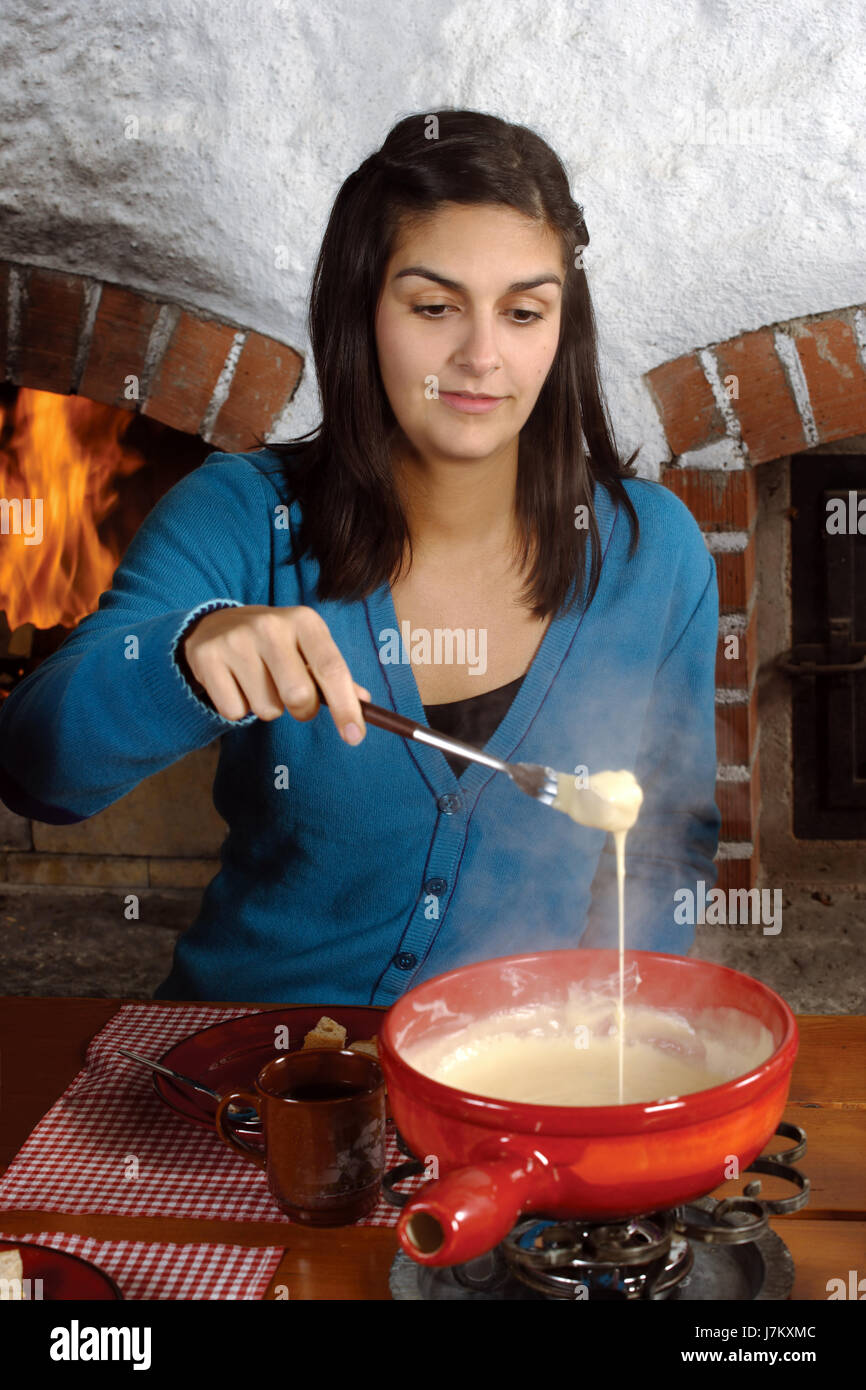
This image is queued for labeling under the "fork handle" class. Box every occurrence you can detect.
[306,664,509,774]
[359,700,420,737]
[362,700,509,773]
[313,685,509,774]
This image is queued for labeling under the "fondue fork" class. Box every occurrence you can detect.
[313,675,630,825]
[338,697,561,806]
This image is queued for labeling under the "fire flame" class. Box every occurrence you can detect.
[0,388,146,630]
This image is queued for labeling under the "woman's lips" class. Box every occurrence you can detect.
[439,392,505,414]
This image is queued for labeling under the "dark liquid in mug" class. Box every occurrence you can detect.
[283,1080,368,1102]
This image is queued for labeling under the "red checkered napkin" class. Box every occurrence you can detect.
[0,1004,426,1226]
[0,1229,284,1300]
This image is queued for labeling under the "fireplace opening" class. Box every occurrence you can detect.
[0,383,212,698]
[0,263,307,995]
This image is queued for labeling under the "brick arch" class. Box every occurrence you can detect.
[645,305,866,468]
[0,261,303,453]
[644,304,866,890]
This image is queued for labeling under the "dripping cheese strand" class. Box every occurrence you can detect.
[615,827,626,1104]
[552,768,644,1105]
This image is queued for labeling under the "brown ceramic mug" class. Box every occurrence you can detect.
[215,1049,386,1225]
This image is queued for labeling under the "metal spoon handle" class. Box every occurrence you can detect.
[117,1048,260,1126]
[117,1047,222,1099]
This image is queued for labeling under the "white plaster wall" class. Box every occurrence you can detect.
[1,0,863,476]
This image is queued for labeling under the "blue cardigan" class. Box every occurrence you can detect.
[0,448,721,1004]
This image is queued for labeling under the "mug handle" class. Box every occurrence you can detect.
[215,1089,266,1168]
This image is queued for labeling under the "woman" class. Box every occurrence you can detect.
[0,110,721,1004]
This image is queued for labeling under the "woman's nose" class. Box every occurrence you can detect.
[452,313,502,378]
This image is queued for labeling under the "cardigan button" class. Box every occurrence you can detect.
[424,877,447,895]
[394,951,417,970]
[437,793,462,815]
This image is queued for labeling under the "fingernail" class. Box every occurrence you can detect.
[343,722,363,745]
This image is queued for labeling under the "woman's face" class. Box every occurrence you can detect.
[374,202,565,465]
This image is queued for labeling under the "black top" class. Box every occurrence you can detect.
[422,674,525,779]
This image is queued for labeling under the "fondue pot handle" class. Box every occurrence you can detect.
[397,1159,539,1267]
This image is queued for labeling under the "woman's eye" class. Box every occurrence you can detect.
[411,305,544,324]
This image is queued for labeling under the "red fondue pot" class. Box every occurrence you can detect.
[379,949,798,1267]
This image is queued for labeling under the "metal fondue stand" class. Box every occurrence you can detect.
[385,1122,810,1301]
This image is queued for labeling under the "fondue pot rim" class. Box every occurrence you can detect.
[380,948,798,1137]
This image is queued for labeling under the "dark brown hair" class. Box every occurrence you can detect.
[263,108,640,617]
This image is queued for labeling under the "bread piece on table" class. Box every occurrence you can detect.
[347,1037,379,1059]
[0,1248,23,1298]
[302,1016,347,1050]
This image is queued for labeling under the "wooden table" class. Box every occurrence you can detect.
[0,998,863,1301]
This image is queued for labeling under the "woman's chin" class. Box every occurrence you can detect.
[410,429,519,464]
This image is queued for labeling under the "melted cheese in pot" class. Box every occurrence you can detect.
[404,997,775,1107]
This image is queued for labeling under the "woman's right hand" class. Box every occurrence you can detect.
[182,605,370,744]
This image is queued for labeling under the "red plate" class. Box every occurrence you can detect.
[153,1005,387,1131]
[0,1240,122,1300]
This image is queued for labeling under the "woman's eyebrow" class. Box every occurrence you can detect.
[393,265,562,294]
